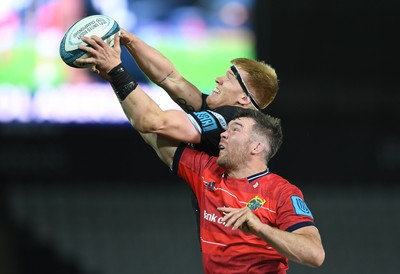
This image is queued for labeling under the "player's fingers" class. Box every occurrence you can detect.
[91,65,99,74]
[119,28,126,39]
[232,215,249,230]
[90,35,109,49]
[92,65,110,79]
[222,210,240,227]
[217,206,230,213]
[77,44,95,56]
[76,56,95,65]
[79,35,102,51]
[225,208,249,227]
[113,33,121,51]
[118,29,133,46]
[80,36,95,48]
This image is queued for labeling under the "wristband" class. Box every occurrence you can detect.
[108,63,138,101]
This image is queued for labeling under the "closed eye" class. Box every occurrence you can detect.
[226,71,235,81]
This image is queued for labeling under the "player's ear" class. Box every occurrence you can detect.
[251,141,265,155]
[238,94,252,107]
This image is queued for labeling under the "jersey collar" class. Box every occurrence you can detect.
[222,168,270,182]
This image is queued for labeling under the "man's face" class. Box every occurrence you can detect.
[217,117,254,169]
[206,66,249,110]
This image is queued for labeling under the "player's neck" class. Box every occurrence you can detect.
[227,162,267,179]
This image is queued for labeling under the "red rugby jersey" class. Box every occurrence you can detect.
[173,146,315,274]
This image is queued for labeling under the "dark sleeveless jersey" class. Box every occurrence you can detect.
[187,105,243,156]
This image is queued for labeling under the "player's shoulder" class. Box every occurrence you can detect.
[260,173,302,194]
[211,105,243,120]
[190,105,243,131]
[213,105,243,113]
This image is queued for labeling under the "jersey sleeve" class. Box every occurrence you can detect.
[187,106,242,156]
[275,183,315,232]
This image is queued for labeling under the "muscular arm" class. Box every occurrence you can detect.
[77,35,201,144]
[218,206,325,268]
[139,132,178,169]
[255,224,324,267]
[119,29,203,112]
[121,87,200,143]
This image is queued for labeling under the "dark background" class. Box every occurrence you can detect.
[1,0,399,273]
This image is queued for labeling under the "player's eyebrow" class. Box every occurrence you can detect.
[228,119,245,129]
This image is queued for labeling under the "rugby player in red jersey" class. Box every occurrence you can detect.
[130,106,327,272]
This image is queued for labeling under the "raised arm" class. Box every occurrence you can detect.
[77,35,201,144]
[139,132,178,170]
[218,206,325,268]
[119,29,203,112]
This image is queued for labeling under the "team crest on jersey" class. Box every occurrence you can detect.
[291,196,313,219]
[247,196,266,210]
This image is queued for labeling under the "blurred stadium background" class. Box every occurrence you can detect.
[1,0,399,273]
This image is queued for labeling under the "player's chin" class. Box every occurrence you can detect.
[206,95,222,110]
[216,153,226,165]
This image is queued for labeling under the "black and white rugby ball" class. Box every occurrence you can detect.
[59,14,120,68]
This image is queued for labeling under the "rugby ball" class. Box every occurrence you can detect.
[59,14,120,68]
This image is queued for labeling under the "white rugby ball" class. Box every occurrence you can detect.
[59,14,120,68]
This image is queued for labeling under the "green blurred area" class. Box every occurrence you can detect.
[0,35,254,94]
[159,37,255,94]
[0,40,37,92]
[0,38,66,92]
